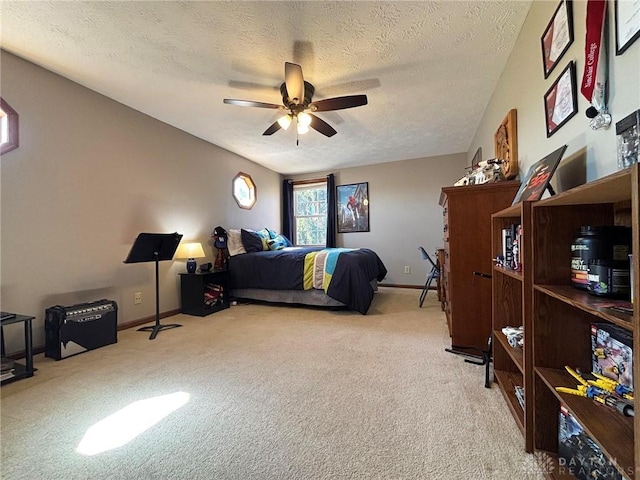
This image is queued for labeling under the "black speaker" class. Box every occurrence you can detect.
[199,262,212,273]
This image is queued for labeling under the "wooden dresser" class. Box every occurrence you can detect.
[439,181,520,352]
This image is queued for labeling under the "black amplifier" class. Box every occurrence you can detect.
[45,299,118,360]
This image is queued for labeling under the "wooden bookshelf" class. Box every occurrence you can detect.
[491,201,534,452]
[530,164,639,479]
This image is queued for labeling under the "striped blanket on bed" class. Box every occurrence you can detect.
[303,248,357,292]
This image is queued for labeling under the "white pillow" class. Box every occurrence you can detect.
[227,229,246,256]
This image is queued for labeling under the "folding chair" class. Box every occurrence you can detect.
[418,247,440,307]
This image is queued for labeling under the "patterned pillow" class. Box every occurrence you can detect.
[267,234,288,251]
[241,229,265,253]
[265,228,277,239]
[227,229,246,256]
[255,228,271,250]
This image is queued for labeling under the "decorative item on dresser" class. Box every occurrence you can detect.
[494,109,518,180]
[439,181,520,363]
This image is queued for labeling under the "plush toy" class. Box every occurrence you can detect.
[211,226,229,271]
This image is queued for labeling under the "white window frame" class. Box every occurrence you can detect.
[293,180,328,247]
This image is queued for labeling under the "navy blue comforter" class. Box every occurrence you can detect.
[228,247,387,314]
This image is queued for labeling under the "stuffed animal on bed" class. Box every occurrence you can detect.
[212,226,229,271]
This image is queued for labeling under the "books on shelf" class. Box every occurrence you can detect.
[1,356,16,382]
[204,283,224,307]
[500,223,522,271]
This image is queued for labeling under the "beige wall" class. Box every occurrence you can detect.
[0,51,281,353]
[469,0,640,186]
[290,153,468,286]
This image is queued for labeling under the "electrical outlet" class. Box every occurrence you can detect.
[404,266,411,274]
[134,292,142,304]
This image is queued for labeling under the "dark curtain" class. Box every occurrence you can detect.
[326,173,336,247]
[282,179,294,243]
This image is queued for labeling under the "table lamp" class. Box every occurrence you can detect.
[175,242,206,273]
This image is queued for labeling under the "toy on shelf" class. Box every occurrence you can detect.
[501,326,523,348]
[591,323,633,389]
[556,366,634,417]
[590,372,634,400]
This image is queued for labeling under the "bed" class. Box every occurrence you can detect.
[228,246,387,314]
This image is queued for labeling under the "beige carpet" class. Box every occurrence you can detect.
[1,288,544,479]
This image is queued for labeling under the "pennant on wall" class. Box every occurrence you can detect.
[581,0,611,130]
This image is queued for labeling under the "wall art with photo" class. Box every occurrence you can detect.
[541,0,574,78]
[337,182,369,233]
[544,61,578,137]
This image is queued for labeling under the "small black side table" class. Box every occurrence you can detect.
[1,313,36,385]
[179,270,230,316]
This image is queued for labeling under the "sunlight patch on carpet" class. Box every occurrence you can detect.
[76,392,190,455]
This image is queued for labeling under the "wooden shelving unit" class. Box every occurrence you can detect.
[491,201,534,452]
[530,164,639,479]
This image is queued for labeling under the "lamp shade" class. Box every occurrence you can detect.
[175,242,206,260]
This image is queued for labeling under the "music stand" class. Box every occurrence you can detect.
[124,232,183,340]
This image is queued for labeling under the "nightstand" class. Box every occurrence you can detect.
[179,270,230,316]
[1,313,36,385]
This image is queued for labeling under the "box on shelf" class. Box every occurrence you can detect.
[616,109,640,170]
[558,405,626,480]
[591,323,633,389]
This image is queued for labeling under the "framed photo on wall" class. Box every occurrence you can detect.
[544,61,578,137]
[337,182,369,233]
[541,0,574,78]
[615,0,640,55]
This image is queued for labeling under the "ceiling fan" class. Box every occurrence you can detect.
[223,62,368,141]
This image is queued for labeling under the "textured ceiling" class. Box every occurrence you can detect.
[0,1,531,175]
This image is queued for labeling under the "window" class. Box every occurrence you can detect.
[232,172,256,209]
[293,181,327,246]
[0,98,19,155]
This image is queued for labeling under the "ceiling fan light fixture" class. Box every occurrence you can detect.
[297,112,312,127]
[224,62,368,141]
[277,114,292,130]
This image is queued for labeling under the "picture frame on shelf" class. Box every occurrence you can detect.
[544,61,578,138]
[615,0,640,55]
[337,182,369,233]
[541,0,574,79]
[511,144,567,205]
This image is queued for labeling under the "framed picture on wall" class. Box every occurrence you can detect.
[544,61,578,137]
[337,182,369,233]
[541,0,574,79]
[615,0,640,55]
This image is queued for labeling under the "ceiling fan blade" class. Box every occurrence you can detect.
[309,114,337,137]
[223,99,284,109]
[309,95,368,112]
[284,62,304,105]
[263,121,282,136]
